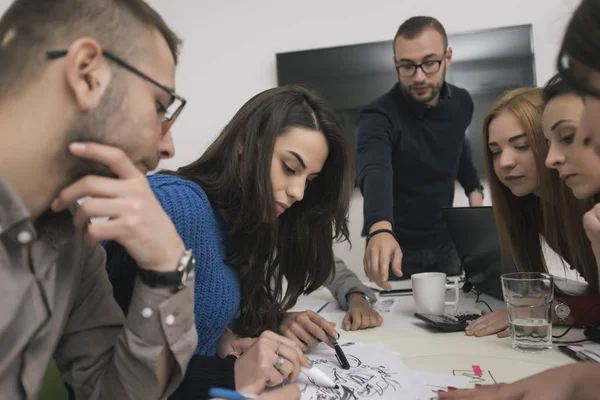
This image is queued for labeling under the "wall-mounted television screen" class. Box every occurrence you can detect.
[276,24,535,178]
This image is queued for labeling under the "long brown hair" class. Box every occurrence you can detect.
[162,85,354,336]
[483,87,598,293]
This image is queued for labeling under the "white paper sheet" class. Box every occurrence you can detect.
[562,343,600,362]
[413,370,471,395]
[289,298,330,313]
[318,297,417,332]
[293,342,431,400]
[373,297,397,313]
[321,297,397,314]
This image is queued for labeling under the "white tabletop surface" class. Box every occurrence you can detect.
[298,282,583,386]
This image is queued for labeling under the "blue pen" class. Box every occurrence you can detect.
[208,387,258,400]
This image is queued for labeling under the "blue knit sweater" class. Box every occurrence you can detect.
[104,174,241,356]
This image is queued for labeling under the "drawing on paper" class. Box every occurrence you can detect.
[373,298,395,313]
[452,369,497,385]
[298,353,403,399]
[285,342,432,399]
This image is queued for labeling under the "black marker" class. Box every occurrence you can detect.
[328,334,350,369]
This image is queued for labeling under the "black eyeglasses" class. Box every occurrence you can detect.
[395,52,446,77]
[47,50,186,133]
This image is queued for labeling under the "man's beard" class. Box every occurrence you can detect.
[400,67,446,104]
[60,83,126,185]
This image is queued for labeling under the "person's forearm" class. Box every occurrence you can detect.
[99,280,197,399]
[561,295,600,328]
[573,363,600,400]
[468,191,483,207]
[326,257,377,309]
[356,114,395,236]
[56,245,197,400]
[457,137,481,197]
[551,298,574,325]
[360,174,394,235]
[369,221,392,234]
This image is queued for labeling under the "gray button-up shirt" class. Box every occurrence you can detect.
[0,174,197,399]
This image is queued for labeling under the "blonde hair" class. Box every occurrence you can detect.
[483,87,598,293]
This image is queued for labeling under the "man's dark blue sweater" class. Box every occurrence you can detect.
[357,82,481,250]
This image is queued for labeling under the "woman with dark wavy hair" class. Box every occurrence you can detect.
[104,84,354,399]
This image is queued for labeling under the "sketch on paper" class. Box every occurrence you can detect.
[373,298,395,313]
[414,370,471,396]
[452,369,497,385]
[299,355,402,400]
[294,342,429,400]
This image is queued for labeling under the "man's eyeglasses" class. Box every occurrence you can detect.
[395,52,446,78]
[46,50,186,133]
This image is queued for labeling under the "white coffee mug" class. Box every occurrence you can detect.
[411,272,459,315]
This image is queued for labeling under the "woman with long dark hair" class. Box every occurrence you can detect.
[104,84,355,398]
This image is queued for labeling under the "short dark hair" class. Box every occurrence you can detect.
[542,73,579,106]
[394,16,448,52]
[0,0,181,97]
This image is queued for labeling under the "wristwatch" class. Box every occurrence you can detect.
[347,291,371,307]
[137,249,195,290]
[555,298,571,324]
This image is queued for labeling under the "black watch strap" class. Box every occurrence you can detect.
[137,249,195,290]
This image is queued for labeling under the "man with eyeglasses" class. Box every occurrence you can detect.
[0,0,303,398]
[357,16,483,290]
[0,0,201,398]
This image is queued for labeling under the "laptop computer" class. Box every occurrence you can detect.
[442,206,516,299]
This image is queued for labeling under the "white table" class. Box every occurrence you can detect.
[298,283,582,386]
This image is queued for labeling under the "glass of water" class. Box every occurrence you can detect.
[501,272,554,352]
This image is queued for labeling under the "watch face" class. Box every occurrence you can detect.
[556,303,571,319]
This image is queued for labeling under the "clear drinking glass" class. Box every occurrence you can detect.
[501,272,554,352]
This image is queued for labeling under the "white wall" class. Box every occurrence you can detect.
[0,0,582,279]
[146,0,580,172]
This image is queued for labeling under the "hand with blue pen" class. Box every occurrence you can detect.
[280,311,338,352]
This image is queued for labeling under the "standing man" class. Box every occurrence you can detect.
[357,16,483,289]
